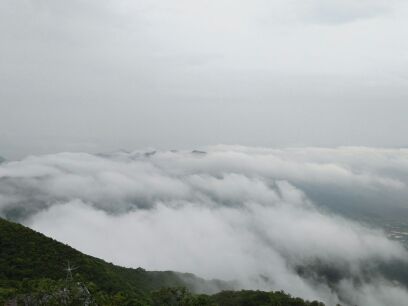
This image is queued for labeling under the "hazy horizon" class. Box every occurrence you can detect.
[2,0,408,159]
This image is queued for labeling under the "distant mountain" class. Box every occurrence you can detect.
[0,218,325,305]
[0,156,5,163]
[191,150,207,155]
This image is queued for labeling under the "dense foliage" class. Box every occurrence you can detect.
[0,218,326,305]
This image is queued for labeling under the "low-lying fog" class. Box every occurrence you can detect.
[1,146,408,306]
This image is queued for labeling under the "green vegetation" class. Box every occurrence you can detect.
[0,218,326,305]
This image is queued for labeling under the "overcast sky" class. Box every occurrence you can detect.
[1,0,408,158]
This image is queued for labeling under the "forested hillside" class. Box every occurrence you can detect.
[0,218,325,305]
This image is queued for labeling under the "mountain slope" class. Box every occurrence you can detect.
[0,217,325,305]
[0,217,229,303]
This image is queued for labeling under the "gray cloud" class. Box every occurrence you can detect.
[294,0,400,24]
[1,146,408,305]
[1,0,408,158]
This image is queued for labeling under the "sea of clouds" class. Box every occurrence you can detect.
[1,146,408,305]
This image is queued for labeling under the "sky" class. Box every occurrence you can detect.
[1,0,408,159]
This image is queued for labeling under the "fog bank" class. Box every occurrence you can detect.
[1,146,408,305]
